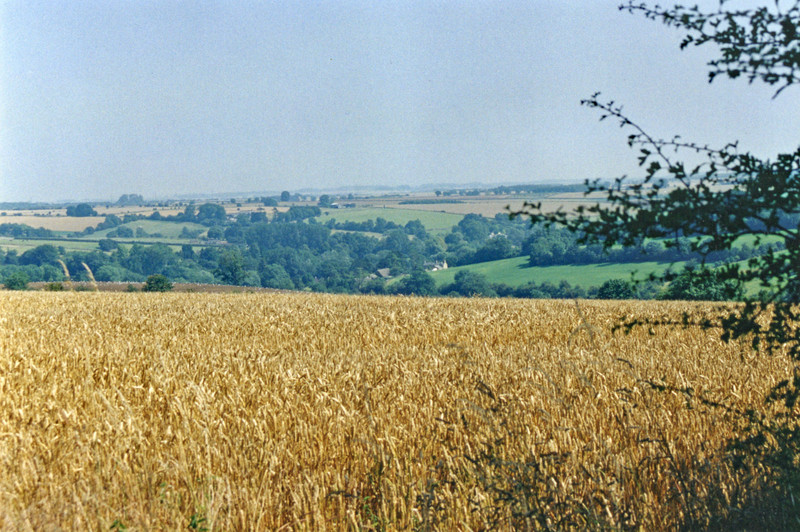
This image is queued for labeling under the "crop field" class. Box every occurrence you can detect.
[387,195,608,219]
[0,293,794,529]
[0,238,102,254]
[0,215,104,232]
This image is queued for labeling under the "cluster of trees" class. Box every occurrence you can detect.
[115,194,144,206]
[65,203,98,217]
[0,232,760,302]
[324,217,404,233]
[386,267,729,301]
[389,270,591,299]
[523,225,775,267]
[0,195,778,299]
[443,214,530,266]
[0,209,446,292]
[0,223,56,239]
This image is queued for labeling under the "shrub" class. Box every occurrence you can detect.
[143,274,173,292]
[4,271,29,290]
[98,239,119,252]
[597,279,635,300]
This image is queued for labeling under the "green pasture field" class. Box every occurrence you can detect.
[89,220,207,239]
[731,233,785,247]
[317,207,463,236]
[107,237,208,247]
[115,243,207,253]
[0,238,210,255]
[0,238,99,254]
[429,256,686,289]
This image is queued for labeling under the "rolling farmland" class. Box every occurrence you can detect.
[0,292,792,529]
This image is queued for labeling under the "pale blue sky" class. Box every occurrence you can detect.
[1,1,798,202]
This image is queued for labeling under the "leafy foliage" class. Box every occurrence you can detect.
[393,269,437,296]
[596,278,635,300]
[3,271,29,290]
[19,244,60,267]
[65,203,98,217]
[441,270,496,297]
[515,1,800,360]
[623,0,800,96]
[215,249,247,286]
[142,274,173,292]
[196,203,227,225]
[660,264,743,301]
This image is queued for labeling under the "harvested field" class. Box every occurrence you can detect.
[0,215,104,232]
[0,293,794,529]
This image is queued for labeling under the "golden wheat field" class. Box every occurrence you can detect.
[0,292,794,530]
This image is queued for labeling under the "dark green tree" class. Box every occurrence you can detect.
[224,225,245,244]
[473,235,516,263]
[140,244,177,275]
[113,226,134,238]
[215,248,247,285]
[259,263,295,290]
[448,270,496,297]
[181,203,197,221]
[274,206,321,222]
[96,214,122,230]
[3,271,29,290]
[394,269,437,296]
[19,244,59,266]
[206,226,224,240]
[142,274,173,292]
[180,244,195,261]
[660,265,743,301]
[196,203,227,224]
[456,214,490,242]
[596,278,635,300]
[404,219,427,239]
[98,239,119,252]
[66,203,98,217]
[250,211,268,224]
[116,194,144,206]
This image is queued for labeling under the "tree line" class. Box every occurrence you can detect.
[0,204,755,300]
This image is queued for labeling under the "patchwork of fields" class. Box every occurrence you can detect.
[0,292,792,529]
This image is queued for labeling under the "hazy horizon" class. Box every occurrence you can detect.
[3,1,799,203]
